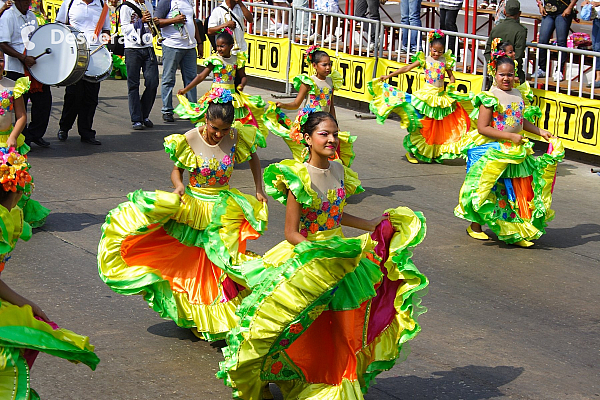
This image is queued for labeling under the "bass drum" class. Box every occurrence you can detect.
[83,45,113,83]
[26,23,89,86]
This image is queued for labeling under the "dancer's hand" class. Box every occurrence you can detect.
[539,129,553,141]
[6,136,17,149]
[30,302,50,323]
[379,75,388,81]
[256,189,268,203]
[173,184,185,197]
[511,133,524,144]
[177,88,186,96]
[367,213,389,231]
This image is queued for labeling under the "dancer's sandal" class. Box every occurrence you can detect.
[406,153,418,164]
[467,225,489,240]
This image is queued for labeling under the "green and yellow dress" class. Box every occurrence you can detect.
[218,159,428,399]
[174,53,267,146]
[0,205,99,400]
[455,83,564,244]
[369,51,472,163]
[0,76,50,228]
[262,71,357,167]
[98,121,268,340]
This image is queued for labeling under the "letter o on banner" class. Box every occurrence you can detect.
[582,111,595,140]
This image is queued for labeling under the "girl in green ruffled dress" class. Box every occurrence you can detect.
[98,92,269,340]
[370,29,472,164]
[455,52,563,247]
[174,29,267,146]
[0,51,50,228]
[0,149,99,399]
[263,46,357,166]
[218,111,428,400]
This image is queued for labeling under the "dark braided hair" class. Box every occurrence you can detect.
[311,50,330,64]
[206,102,235,124]
[495,55,515,72]
[216,30,234,46]
[301,111,338,136]
[430,37,445,49]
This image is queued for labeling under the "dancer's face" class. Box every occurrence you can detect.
[216,38,233,58]
[495,63,515,91]
[503,45,515,60]
[430,43,445,60]
[304,118,339,160]
[313,56,332,79]
[205,118,232,145]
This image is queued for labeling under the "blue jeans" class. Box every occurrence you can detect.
[593,19,600,71]
[400,0,422,50]
[538,14,573,72]
[125,47,159,123]
[293,0,310,35]
[161,45,198,114]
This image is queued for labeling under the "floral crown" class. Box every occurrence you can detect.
[305,45,320,64]
[206,87,234,104]
[290,106,319,144]
[427,29,444,43]
[490,37,503,53]
[0,148,32,194]
[218,27,234,37]
[487,50,508,76]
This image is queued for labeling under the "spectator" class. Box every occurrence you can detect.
[401,0,422,52]
[534,0,578,81]
[309,0,341,44]
[439,0,462,56]
[208,0,253,54]
[484,0,527,83]
[585,0,600,87]
[355,0,380,47]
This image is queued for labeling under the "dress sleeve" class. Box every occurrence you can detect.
[163,134,199,171]
[236,52,248,69]
[410,51,426,68]
[444,50,456,70]
[13,77,31,99]
[469,91,500,120]
[202,55,223,69]
[263,159,318,207]
[330,70,343,90]
[341,161,364,197]
[292,74,318,94]
[515,82,542,122]
[234,121,259,163]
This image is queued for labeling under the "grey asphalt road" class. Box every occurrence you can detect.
[4,75,599,400]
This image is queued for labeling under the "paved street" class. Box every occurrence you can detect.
[5,76,599,399]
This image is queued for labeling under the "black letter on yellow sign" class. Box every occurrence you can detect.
[561,106,576,138]
[581,111,595,141]
[270,46,278,70]
[405,74,414,94]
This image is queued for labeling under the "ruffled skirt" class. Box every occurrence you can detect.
[262,103,357,167]
[218,207,428,399]
[174,85,268,148]
[454,135,564,244]
[97,187,268,340]
[0,299,99,400]
[0,129,51,228]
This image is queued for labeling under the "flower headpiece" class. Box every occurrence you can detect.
[218,27,234,37]
[490,37,503,53]
[427,29,444,43]
[206,87,234,104]
[290,106,319,144]
[487,50,507,76]
[0,148,32,194]
[305,45,320,64]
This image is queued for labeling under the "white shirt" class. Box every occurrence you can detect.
[155,0,196,49]
[120,0,154,48]
[56,0,111,46]
[0,7,38,73]
[207,1,247,54]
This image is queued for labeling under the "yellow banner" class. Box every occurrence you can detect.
[244,35,289,82]
[289,44,376,102]
[532,89,600,156]
[45,0,62,21]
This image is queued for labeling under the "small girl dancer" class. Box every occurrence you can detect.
[263,46,357,166]
[99,90,268,340]
[218,111,428,399]
[489,38,520,86]
[455,52,564,247]
[0,149,99,399]
[0,51,50,228]
[175,29,268,146]
[370,29,472,164]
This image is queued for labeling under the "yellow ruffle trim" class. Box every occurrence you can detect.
[412,83,456,109]
[0,205,25,255]
[405,131,464,161]
[277,378,364,399]
[330,70,343,91]
[14,77,31,99]
[0,129,26,150]
[171,186,227,230]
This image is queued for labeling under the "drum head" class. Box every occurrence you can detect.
[26,23,88,86]
[86,46,112,78]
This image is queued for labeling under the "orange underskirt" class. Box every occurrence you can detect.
[420,103,470,145]
[512,176,534,220]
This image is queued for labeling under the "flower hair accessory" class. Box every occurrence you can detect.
[0,148,32,194]
[290,106,319,144]
[218,27,234,37]
[305,45,320,64]
[487,50,507,76]
[207,87,234,104]
[490,37,503,53]
[427,29,444,43]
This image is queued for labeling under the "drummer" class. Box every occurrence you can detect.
[0,0,53,148]
[55,0,111,145]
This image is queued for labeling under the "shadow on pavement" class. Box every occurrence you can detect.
[349,184,416,204]
[147,321,201,342]
[364,365,524,400]
[538,223,600,249]
[40,212,107,233]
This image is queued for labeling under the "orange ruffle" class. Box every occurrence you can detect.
[419,103,470,146]
[513,176,534,220]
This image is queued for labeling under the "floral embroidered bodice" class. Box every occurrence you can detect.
[188,132,237,189]
[299,162,346,237]
[306,75,334,113]
[211,55,238,86]
[0,79,16,132]
[490,87,524,133]
[424,56,446,87]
